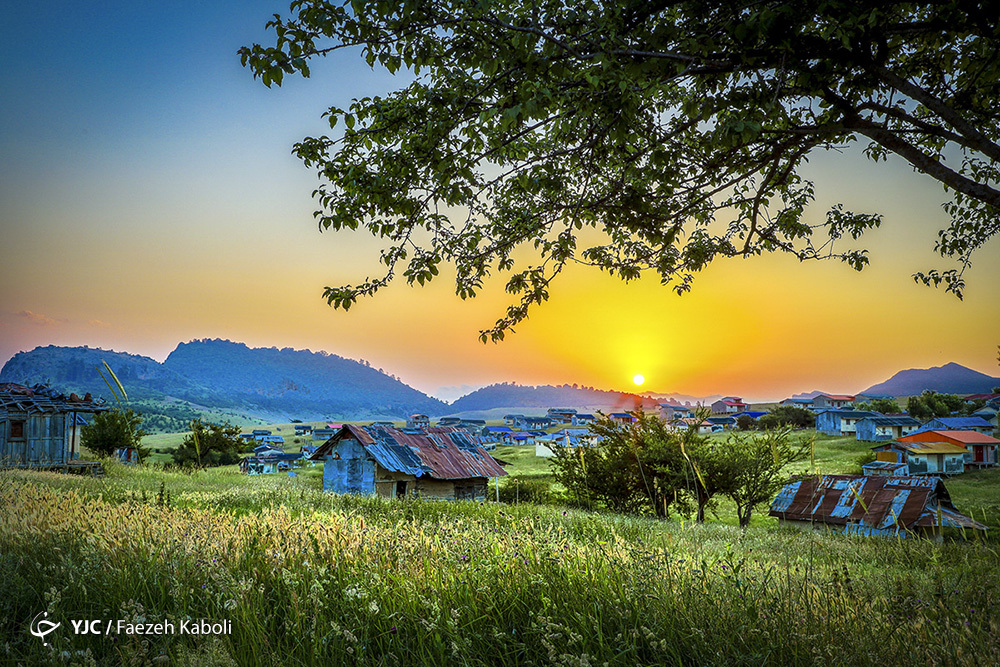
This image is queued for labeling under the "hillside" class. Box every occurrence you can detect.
[0,341,449,426]
[447,382,659,413]
[163,339,447,419]
[861,362,1000,397]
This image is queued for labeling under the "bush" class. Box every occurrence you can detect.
[171,419,243,467]
[498,478,556,505]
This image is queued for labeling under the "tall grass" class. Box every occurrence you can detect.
[1,467,998,666]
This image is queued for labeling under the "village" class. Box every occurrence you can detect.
[3,381,998,538]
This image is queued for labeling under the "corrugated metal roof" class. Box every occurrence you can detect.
[825,410,881,419]
[0,383,108,415]
[817,394,855,401]
[310,425,507,480]
[918,417,993,430]
[902,429,999,444]
[897,442,970,455]
[860,416,921,426]
[770,474,985,533]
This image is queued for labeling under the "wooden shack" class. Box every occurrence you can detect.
[0,383,108,469]
[309,425,506,500]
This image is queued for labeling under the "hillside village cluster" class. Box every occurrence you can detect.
[2,382,998,536]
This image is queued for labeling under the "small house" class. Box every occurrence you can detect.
[0,383,108,469]
[546,408,577,424]
[609,412,636,424]
[313,428,339,441]
[971,406,998,431]
[855,416,922,442]
[815,410,880,436]
[437,417,462,426]
[503,414,525,426]
[963,393,1000,405]
[572,413,596,426]
[309,425,506,500]
[779,398,814,408]
[240,451,303,475]
[674,418,713,435]
[871,441,969,475]
[770,474,985,537]
[114,446,140,465]
[659,403,694,421]
[812,394,856,410]
[861,460,909,476]
[706,416,736,430]
[516,416,553,429]
[406,414,430,429]
[912,417,994,436]
[898,430,998,468]
[711,397,747,414]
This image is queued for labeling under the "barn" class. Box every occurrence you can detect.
[309,425,507,500]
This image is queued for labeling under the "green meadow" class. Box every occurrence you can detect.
[3,425,1000,666]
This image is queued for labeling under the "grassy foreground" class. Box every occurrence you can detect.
[2,463,999,666]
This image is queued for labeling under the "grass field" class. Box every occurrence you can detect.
[4,423,997,665]
[2,462,998,666]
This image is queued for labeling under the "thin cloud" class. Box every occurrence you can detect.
[17,310,63,326]
[88,319,111,328]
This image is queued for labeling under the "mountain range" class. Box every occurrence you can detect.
[2,341,997,430]
[860,362,1000,397]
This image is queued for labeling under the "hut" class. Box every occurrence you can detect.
[912,417,995,436]
[0,383,108,469]
[898,430,998,469]
[309,425,506,500]
[770,474,985,537]
[815,410,880,436]
[871,440,969,475]
[855,415,922,442]
[811,394,855,410]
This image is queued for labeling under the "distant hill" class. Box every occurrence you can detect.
[447,383,659,413]
[861,362,1000,397]
[0,340,449,427]
[163,339,447,419]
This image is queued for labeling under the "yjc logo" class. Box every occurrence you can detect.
[29,611,61,646]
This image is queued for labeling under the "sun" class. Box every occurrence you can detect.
[632,374,645,386]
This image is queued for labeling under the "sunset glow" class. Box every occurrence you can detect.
[0,2,997,403]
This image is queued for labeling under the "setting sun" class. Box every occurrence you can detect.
[632,374,645,386]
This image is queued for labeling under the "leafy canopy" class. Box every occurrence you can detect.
[80,408,149,461]
[241,1,1000,339]
[171,419,244,468]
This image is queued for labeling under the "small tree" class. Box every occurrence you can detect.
[907,391,965,420]
[718,429,809,528]
[735,414,758,431]
[549,412,693,517]
[80,408,149,461]
[855,398,902,414]
[757,405,815,430]
[171,419,244,468]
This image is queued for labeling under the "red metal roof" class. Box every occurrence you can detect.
[899,430,999,445]
[818,394,855,401]
[310,425,507,480]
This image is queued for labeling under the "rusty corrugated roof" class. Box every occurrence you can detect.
[0,383,108,415]
[770,474,986,534]
[310,424,507,480]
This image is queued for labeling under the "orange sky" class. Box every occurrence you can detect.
[1,4,998,403]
